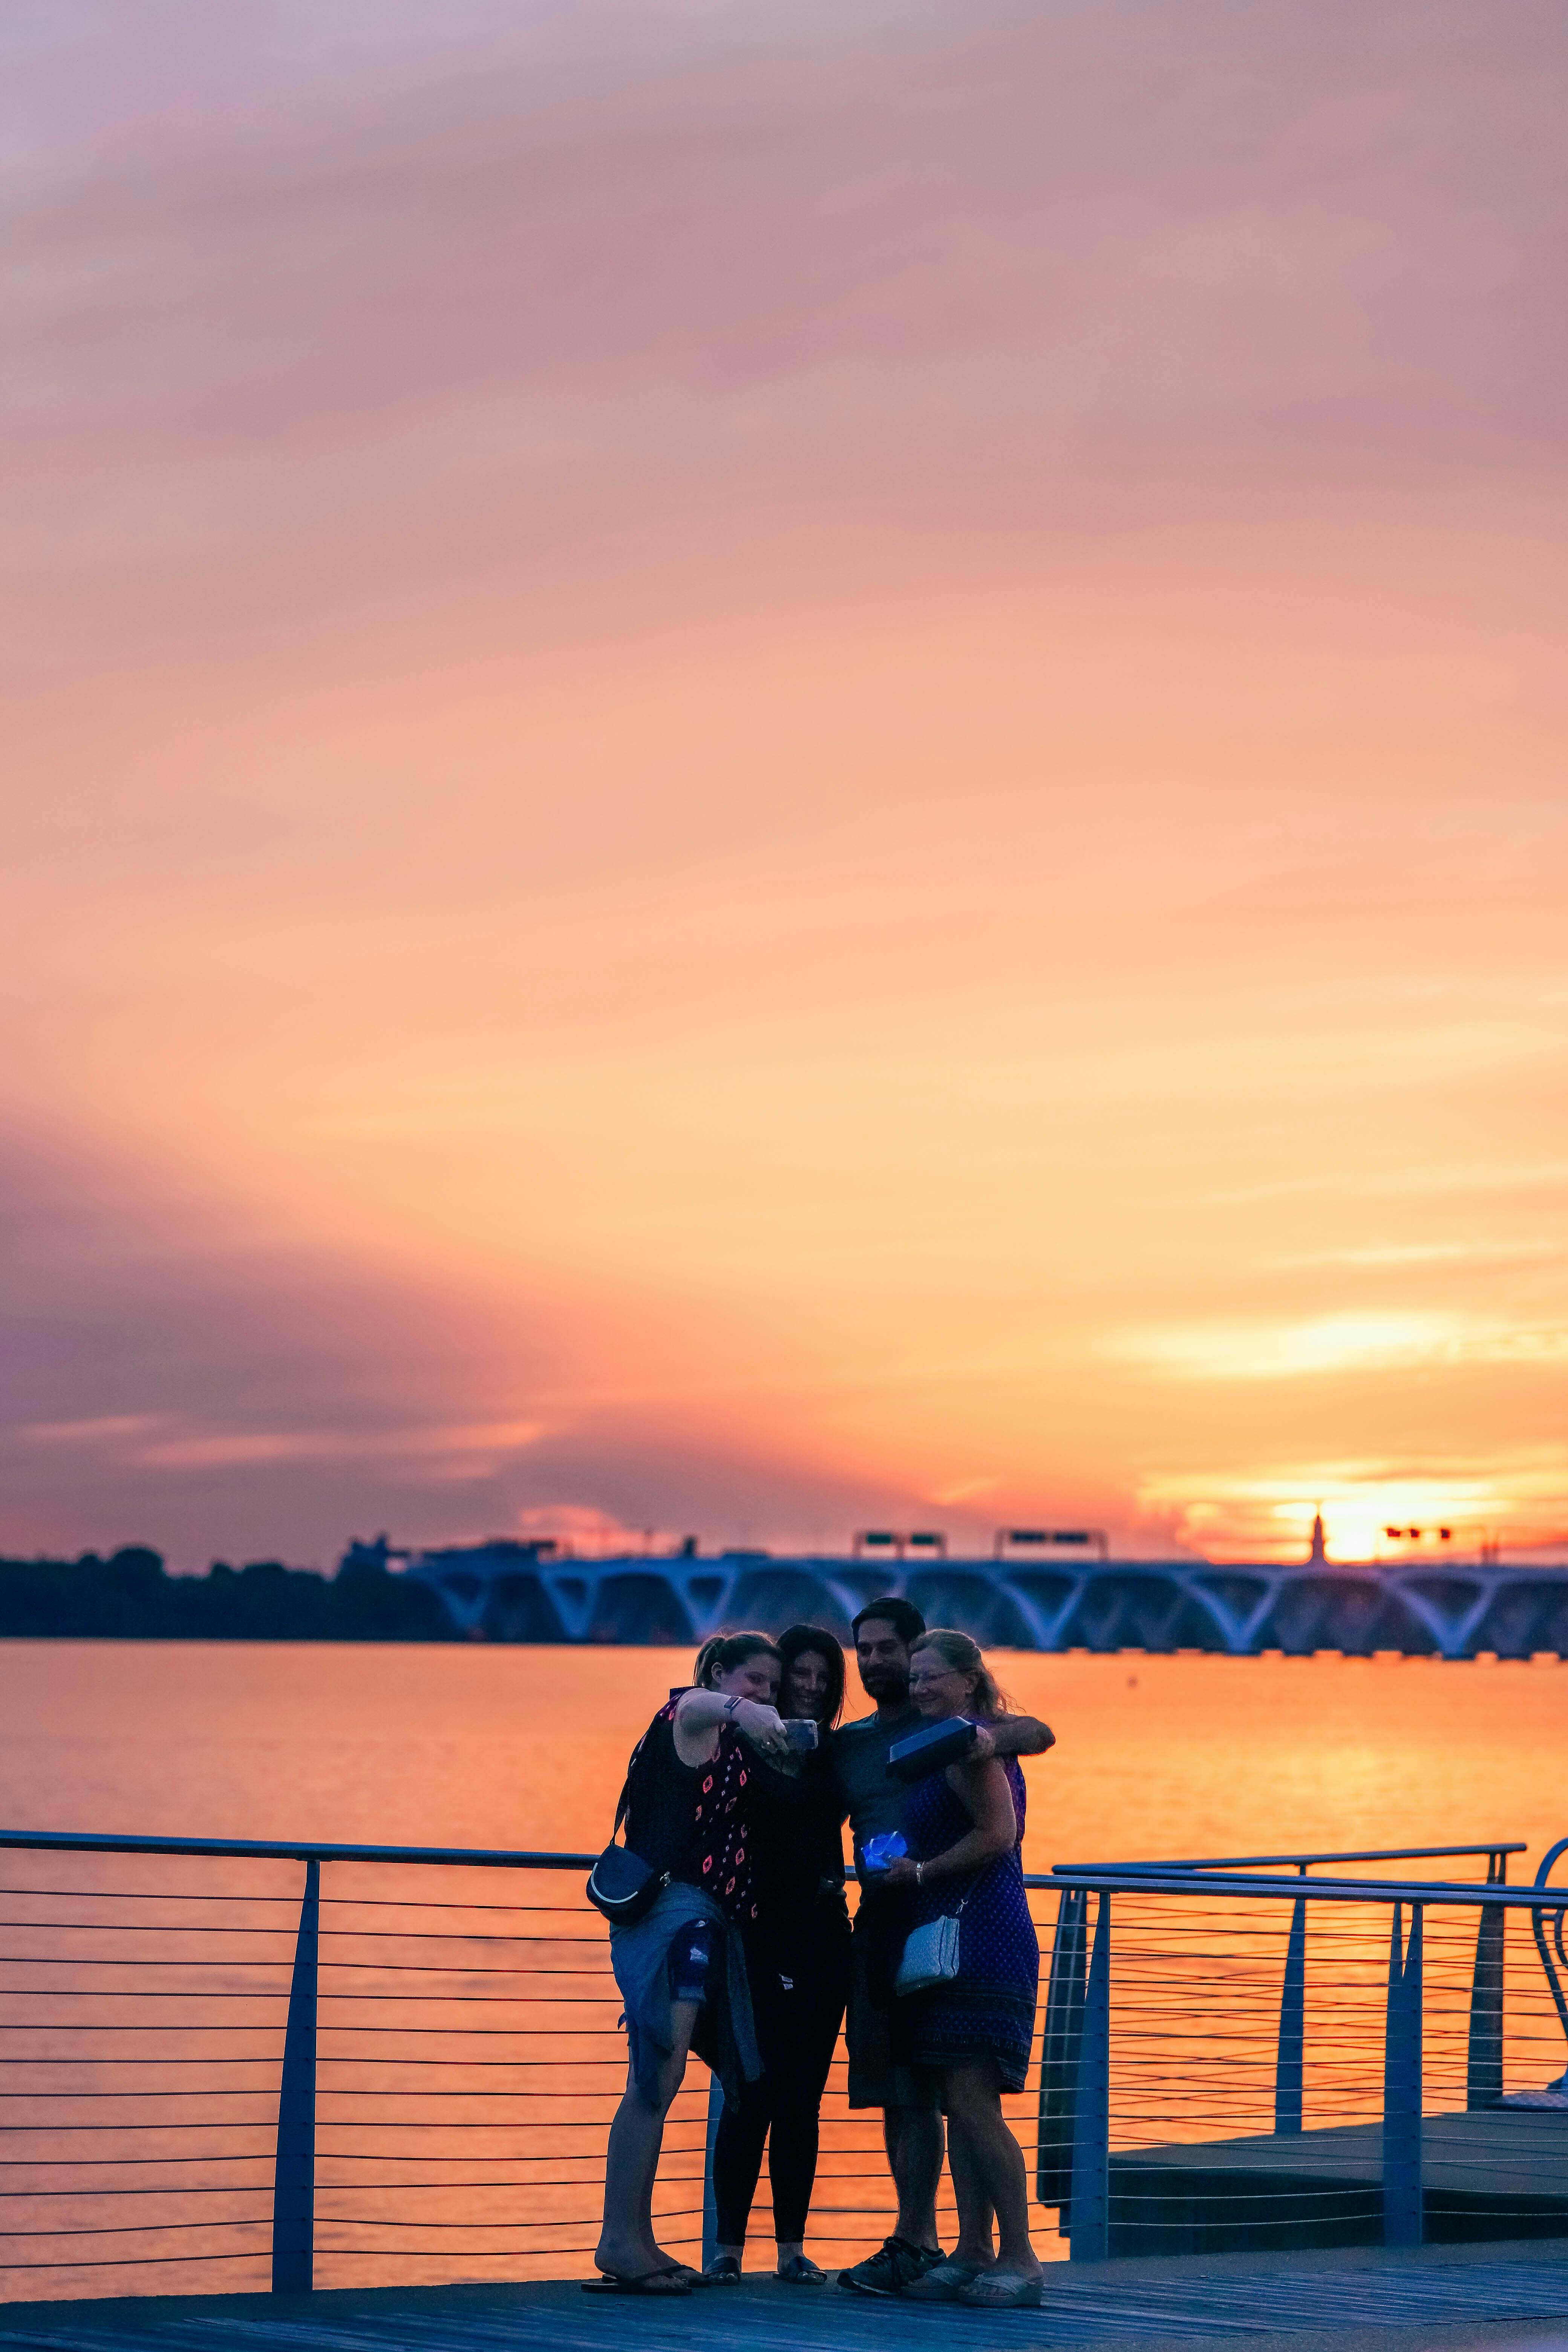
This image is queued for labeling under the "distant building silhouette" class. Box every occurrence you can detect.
[1309,1513,1327,1565]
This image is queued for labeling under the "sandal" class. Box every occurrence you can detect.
[583,2268,692,2296]
[901,2258,986,2301]
[702,2254,743,2283]
[958,2269,1043,2309]
[777,2254,826,2283]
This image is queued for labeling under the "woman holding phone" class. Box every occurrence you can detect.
[592,1632,788,2294]
[705,1623,851,2283]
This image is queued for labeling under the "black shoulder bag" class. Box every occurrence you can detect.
[585,1736,671,1926]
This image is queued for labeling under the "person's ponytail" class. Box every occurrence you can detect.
[697,1630,780,1687]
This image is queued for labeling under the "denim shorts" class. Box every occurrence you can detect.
[668,1915,719,2005]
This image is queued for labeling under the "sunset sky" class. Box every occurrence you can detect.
[5,1,1565,1569]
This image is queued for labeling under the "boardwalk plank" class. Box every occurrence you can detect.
[5,2244,1568,2352]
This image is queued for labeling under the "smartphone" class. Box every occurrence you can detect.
[782,1717,819,1752]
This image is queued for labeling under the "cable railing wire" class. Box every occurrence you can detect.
[2,1834,1567,2297]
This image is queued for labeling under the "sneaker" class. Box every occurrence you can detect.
[837,2237,943,2298]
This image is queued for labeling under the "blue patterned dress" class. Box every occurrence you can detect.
[891,1754,1039,2092]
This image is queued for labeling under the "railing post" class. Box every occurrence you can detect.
[1467,1872,1505,2110]
[1068,1892,1110,2261]
[272,1856,319,2294]
[1382,1901,1423,2249]
[701,2069,723,2272]
[1037,1888,1086,2212]
[1275,1889,1306,2135]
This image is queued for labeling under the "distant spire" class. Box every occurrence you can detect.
[1309,1512,1327,1565]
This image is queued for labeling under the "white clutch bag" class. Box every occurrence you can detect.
[894,1899,967,1996]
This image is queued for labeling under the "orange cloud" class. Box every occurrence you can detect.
[3,5,1565,1567]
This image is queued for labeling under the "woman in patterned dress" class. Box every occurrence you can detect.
[593,1632,791,2294]
[882,1629,1044,2308]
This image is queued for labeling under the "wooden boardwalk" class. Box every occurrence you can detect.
[5,2241,1568,2352]
[1112,2110,1568,2255]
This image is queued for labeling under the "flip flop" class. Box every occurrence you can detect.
[583,2268,693,2295]
[901,2259,985,2301]
[958,2271,1043,2308]
[777,2254,826,2283]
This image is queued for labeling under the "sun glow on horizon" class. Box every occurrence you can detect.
[1140,1454,1568,1568]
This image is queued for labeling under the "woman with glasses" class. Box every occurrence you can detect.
[880,1628,1043,2308]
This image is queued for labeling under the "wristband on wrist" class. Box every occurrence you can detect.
[916,1861,924,1886]
[722,1694,741,1719]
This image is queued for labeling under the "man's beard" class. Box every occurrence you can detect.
[859,1663,909,1704]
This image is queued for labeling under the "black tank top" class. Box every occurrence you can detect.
[623,1697,760,1929]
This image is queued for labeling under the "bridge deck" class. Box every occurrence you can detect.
[401,1545,1568,1656]
[6,2241,1568,2352]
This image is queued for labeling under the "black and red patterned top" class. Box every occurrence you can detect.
[623,1695,760,1929]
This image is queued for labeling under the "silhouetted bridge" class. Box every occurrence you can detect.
[397,1547,1568,1657]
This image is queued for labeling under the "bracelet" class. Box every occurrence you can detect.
[722,1694,741,1719]
[916,1862,924,1887]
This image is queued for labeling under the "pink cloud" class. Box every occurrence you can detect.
[6,0,1564,680]
[3,5,1565,1567]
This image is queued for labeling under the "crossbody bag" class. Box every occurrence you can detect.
[585,1736,671,1926]
[894,1887,971,1996]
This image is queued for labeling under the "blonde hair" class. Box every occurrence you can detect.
[910,1628,1009,1719]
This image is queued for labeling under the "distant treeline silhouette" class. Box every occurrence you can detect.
[0,1547,454,1641]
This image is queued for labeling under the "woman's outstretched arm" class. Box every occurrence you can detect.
[673,1688,792,1767]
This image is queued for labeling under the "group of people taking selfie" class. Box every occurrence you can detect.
[589,1597,1056,2308]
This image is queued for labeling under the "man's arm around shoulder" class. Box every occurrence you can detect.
[978,1713,1055,1759]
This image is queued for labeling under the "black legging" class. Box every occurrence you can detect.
[713,1931,850,2247]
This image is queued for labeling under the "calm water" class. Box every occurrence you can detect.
[2,1643,1564,2300]
[3,1641,1565,1867]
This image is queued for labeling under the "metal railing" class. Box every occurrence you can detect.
[1064,1844,1526,1879]
[1039,1848,1568,2262]
[2,1831,1566,2301]
[5,1828,1049,2302]
[0,1832,623,2303]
